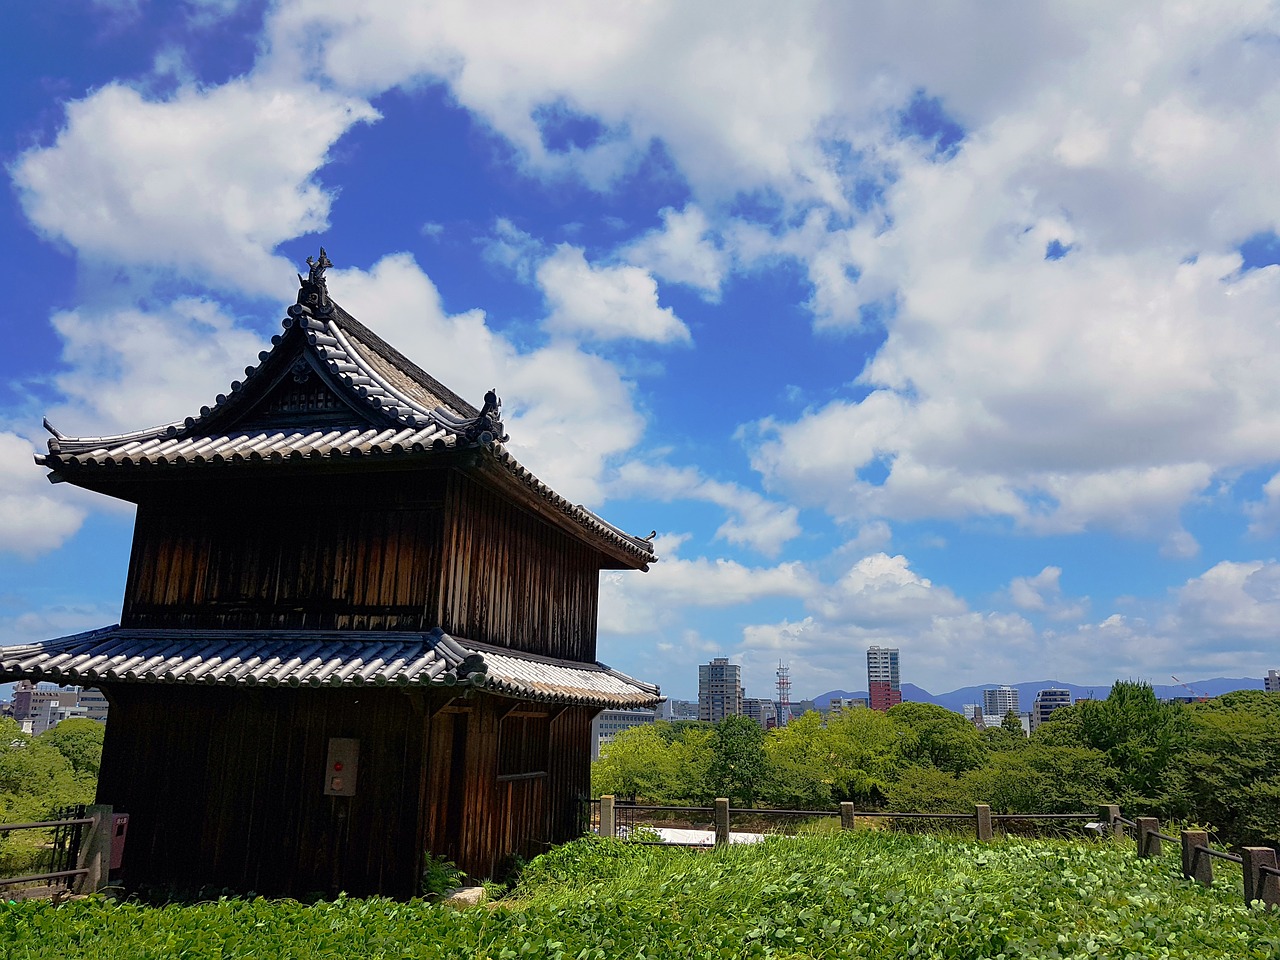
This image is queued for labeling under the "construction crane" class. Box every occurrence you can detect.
[1170,676,1208,702]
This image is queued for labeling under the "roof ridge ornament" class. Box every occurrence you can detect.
[463,388,510,444]
[297,247,334,316]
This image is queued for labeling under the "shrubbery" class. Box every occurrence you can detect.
[594,683,1280,846]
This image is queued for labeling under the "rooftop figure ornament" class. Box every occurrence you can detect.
[463,388,510,444]
[297,247,334,316]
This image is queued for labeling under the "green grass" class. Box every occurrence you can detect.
[3,833,1278,959]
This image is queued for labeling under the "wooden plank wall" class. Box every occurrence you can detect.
[121,472,447,631]
[440,472,600,660]
[99,687,597,897]
[120,468,604,662]
[97,685,425,898]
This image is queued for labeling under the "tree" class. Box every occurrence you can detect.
[1077,681,1190,810]
[592,723,678,802]
[889,702,986,774]
[1001,711,1024,737]
[759,709,897,809]
[1173,691,1280,844]
[708,716,769,807]
[0,718,91,824]
[39,718,104,779]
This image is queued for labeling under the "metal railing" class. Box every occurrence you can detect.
[0,806,92,897]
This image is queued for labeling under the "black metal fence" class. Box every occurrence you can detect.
[0,805,92,898]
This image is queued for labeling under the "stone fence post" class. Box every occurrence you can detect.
[714,798,730,847]
[1181,829,1212,885]
[1136,817,1162,858]
[1242,847,1279,908]
[1098,804,1121,840]
[974,804,992,841]
[74,805,113,895]
[840,802,856,831]
[599,795,616,839]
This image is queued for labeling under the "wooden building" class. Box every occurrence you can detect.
[0,251,660,897]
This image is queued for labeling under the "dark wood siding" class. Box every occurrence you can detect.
[97,684,426,898]
[121,472,448,631]
[99,687,598,895]
[121,468,603,660]
[439,473,600,660]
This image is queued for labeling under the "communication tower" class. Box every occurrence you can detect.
[776,661,792,728]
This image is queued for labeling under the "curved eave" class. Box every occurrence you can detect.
[0,627,661,710]
[38,301,656,568]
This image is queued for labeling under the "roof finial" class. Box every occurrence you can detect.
[463,388,510,444]
[296,246,334,316]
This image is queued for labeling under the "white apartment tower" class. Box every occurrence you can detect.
[699,657,743,722]
[983,685,1020,719]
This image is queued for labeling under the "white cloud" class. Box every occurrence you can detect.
[597,533,816,636]
[622,205,728,299]
[609,461,800,555]
[0,602,120,647]
[255,1,1280,539]
[816,553,967,626]
[1172,559,1280,643]
[12,77,376,294]
[536,245,690,344]
[1245,471,1280,537]
[327,253,646,506]
[46,298,268,438]
[749,249,1280,540]
[1007,566,1089,622]
[0,433,89,558]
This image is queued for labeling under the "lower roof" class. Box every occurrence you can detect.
[0,626,661,710]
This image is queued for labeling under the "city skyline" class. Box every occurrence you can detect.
[6,5,1280,704]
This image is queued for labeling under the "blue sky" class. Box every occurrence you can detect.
[5,1,1280,703]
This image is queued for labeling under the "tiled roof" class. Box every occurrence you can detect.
[37,298,655,568]
[0,626,662,709]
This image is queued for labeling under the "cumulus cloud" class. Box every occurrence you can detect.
[1245,471,1280,537]
[597,533,816,636]
[536,245,690,344]
[0,433,89,558]
[45,298,268,438]
[0,602,120,647]
[1007,566,1089,621]
[12,77,376,294]
[749,248,1280,541]
[816,553,967,626]
[326,253,647,505]
[609,461,800,555]
[256,1,1280,540]
[622,205,728,299]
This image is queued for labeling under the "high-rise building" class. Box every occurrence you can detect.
[11,681,107,732]
[867,646,901,712]
[659,699,700,720]
[742,697,778,728]
[983,686,1020,719]
[1267,670,1280,693]
[591,708,657,760]
[1030,688,1071,730]
[698,658,743,721]
[829,697,868,714]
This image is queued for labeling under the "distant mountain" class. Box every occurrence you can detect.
[811,677,1264,714]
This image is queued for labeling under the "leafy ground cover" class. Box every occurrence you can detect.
[3,833,1278,959]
